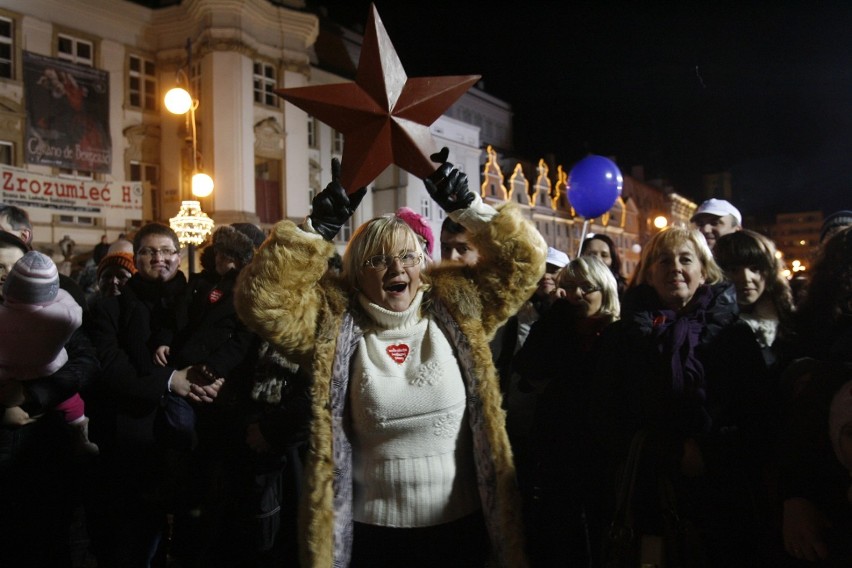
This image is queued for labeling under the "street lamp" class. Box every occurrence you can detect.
[166,38,213,273]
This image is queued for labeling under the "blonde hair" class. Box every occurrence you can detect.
[630,226,725,288]
[342,215,428,291]
[557,255,621,319]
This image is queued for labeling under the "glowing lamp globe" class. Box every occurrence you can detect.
[653,216,668,229]
[191,172,214,197]
[164,87,192,115]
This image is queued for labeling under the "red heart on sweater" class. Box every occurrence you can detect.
[386,344,409,364]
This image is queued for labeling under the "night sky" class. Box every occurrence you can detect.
[309,1,852,221]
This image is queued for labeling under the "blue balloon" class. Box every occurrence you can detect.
[567,155,623,219]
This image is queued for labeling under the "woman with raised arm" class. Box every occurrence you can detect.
[235,151,547,567]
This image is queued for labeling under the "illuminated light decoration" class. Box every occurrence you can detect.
[165,39,214,201]
[191,172,214,198]
[275,5,480,192]
[164,87,192,114]
[508,163,530,205]
[612,196,628,228]
[654,215,668,229]
[553,165,568,210]
[165,39,215,273]
[481,145,508,200]
[170,200,214,246]
[533,159,552,209]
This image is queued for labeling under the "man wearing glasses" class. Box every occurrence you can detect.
[85,222,222,566]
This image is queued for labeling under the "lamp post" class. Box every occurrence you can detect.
[166,38,213,273]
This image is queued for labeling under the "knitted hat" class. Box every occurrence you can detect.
[820,210,852,243]
[213,224,263,266]
[395,207,434,256]
[96,251,137,281]
[3,250,59,304]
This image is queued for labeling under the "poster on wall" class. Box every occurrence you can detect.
[23,51,112,173]
[0,165,143,215]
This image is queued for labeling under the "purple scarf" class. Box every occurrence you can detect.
[649,285,714,400]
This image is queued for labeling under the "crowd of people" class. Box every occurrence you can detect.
[0,176,851,567]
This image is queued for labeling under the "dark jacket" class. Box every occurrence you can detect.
[170,268,258,385]
[514,299,613,492]
[594,282,772,565]
[85,272,188,453]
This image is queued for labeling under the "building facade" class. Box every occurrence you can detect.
[0,0,691,277]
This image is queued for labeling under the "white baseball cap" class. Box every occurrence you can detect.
[546,247,570,269]
[690,198,742,226]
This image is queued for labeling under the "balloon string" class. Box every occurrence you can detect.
[576,218,590,259]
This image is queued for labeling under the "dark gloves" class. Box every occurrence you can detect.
[309,158,367,241]
[424,147,475,213]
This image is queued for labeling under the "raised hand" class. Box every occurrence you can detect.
[309,158,367,240]
[424,147,475,213]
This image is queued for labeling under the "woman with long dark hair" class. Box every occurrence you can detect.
[581,233,627,297]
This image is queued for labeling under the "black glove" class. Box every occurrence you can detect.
[424,147,475,213]
[309,158,366,241]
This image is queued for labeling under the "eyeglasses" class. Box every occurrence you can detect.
[559,281,600,294]
[137,247,178,258]
[363,251,422,270]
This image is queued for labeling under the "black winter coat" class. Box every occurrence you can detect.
[593,282,772,566]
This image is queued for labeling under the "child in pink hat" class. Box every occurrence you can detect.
[0,251,97,454]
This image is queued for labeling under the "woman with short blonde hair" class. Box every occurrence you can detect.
[236,154,546,567]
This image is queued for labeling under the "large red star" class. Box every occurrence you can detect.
[276,4,480,192]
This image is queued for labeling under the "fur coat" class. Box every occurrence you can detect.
[235,202,547,567]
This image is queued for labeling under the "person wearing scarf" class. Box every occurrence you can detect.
[592,227,775,567]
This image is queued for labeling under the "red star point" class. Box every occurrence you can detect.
[276,4,480,192]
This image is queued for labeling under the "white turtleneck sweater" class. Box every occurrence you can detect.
[350,290,479,528]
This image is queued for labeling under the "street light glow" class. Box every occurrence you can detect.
[164,87,192,115]
[191,172,214,197]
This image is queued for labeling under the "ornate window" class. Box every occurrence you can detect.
[0,16,13,79]
[128,54,157,111]
[253,61,278,107]
[57,34,93,66]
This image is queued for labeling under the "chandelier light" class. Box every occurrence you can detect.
[170,200,214,246]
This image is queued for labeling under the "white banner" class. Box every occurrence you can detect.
[0,165,143,214]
